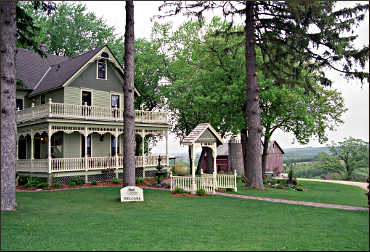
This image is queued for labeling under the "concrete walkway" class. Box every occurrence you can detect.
[143,185,369,211]
[215,192,369,211]
[296,178,369,191]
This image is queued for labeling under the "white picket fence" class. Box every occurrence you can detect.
[170,170,237,194]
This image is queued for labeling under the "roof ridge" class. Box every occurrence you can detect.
[69,45,105,60]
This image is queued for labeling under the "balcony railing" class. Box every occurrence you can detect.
[16,102,168,124]
[16,155,168,173]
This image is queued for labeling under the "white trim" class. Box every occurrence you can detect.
[110,92,121,109]
[96,58,108,80]
[80,89,93,106]
[62,46,141,96]
[80,133,92,158]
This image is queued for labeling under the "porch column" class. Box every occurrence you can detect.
[142,130,145,178]
[84,127,88,183]
[30,130,34,170]
[165,130,169,166]
[191,144,196,194]
[213,143,217,175]
[84,128,88,170]
[48,126,52,174]
[212,143,217,194]
[115,129,119,179]
[47,126,53,186]
[48,98,52,116]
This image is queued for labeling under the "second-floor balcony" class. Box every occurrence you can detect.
[16,102,168,124]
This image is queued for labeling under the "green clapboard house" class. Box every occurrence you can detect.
[16,45,170,185]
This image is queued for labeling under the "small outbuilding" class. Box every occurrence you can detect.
[200,140,284,175]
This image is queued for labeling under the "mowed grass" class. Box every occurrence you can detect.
[1,187,369,251]
[235,180,368,207]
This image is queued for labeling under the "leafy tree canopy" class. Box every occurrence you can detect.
[318,137,369,180]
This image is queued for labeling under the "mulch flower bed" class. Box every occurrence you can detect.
[16,178,172,192]
[171,193,207,197]
[17,181,123,191]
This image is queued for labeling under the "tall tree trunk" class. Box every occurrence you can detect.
[1,1,17,211]
[123,0,135,187]
[261,135,270,180]
[244,2,264,189]
[240,127,248,179]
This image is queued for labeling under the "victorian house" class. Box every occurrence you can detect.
[15,45,170,185]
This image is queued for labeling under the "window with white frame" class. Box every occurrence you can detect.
[97,59,106,79]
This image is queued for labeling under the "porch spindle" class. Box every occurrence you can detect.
[142,130,145,178]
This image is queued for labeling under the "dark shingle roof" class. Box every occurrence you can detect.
[16,48,69,90]
[29,46,105,96]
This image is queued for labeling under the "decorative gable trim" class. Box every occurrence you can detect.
[181,123,223,146]
[62,46,140,96]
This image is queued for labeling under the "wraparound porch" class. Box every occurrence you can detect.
[16,155,168,174]
[16,155,169,185]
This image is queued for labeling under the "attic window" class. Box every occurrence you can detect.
[101,52,109,58]
[97,59,106,80]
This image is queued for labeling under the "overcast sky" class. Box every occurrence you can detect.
[81,1,369,154]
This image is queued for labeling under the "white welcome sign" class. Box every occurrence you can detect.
[120,186,144,202]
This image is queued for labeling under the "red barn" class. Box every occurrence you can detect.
[199,140,284,175]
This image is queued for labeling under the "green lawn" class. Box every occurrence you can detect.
[1,187,369,251]
[234,180,368,207]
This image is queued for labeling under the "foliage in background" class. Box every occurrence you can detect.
[318,137,369,180]
[154,18,347,177]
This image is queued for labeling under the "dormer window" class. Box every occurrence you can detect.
[97,59,107,80]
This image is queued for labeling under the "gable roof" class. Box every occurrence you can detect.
[181,123,223,146]
[269,140,284,154]
[16,45,140,97]
[16,48,69,90]
[29,46,105,96]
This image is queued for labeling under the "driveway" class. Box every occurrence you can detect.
[297,178,368,191]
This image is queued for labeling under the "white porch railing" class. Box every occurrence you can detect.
[16,155,168,173]
[17,159,49,173]
[170,170,237,194]
[16,102,168,124]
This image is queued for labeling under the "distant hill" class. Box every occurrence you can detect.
[283,146,330,163]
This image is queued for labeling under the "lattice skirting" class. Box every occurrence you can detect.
[117,168,144,179]
[54,175,85,185]
[87,173,116,183]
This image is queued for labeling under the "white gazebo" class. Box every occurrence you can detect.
[170,123,237,194]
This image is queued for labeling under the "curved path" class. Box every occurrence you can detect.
[215,192,368,211]
[296,178,368,191]
[144,185,369,211]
